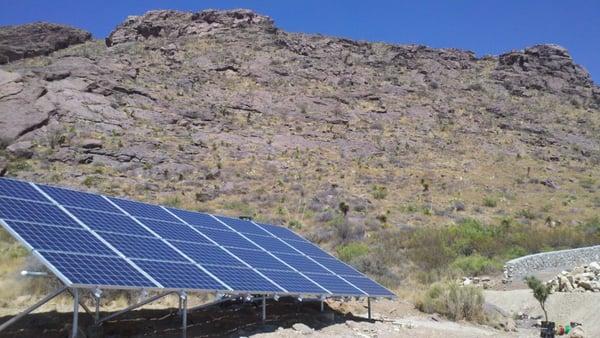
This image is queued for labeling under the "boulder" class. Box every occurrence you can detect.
[6,141,34,158]
[292,323,313,334]
[0,22,91,64]
[588,262,600,273]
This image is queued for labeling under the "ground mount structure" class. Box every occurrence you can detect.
[0,177,394,337]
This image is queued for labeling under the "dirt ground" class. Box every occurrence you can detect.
[0,294,536,338]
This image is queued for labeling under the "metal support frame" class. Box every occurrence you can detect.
[320,299,324,312]
[97,291,176,325]
[0,286,68,333]
[94,296,101,325]
[180,292,188,338]
[261,295,266,322]
[66,289,93,318]
[367,297,372,320]
[72,288,79,338]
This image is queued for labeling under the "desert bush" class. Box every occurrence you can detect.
[482,196,497,208]
[450,254,502,276]
[416,282,485,322]
[371,185,387,200]
[336,242,369,262]
[396,217,600,283]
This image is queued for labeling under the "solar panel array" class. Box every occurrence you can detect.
[0,178,394,298]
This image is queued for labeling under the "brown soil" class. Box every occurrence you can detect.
[0,297,368,338]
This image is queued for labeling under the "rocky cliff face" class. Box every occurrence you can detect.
[0,9,599,281]
[0,22,91,64]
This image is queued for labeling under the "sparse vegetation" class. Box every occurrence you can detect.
[416,282,485,322]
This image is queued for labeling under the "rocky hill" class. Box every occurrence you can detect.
[0,9,599,289]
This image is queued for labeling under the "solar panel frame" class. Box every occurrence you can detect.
[0,178,396,298]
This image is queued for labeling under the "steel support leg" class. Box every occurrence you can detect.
[72,289,79,338]
[367,297,371,320]
[320,299,324,312]
[0,286,68,333]
[178,294,183,316]
[95,296,100,325]
[261,295,266,322]
[181,293,187,338]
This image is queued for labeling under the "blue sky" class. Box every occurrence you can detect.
[1,1,598,82]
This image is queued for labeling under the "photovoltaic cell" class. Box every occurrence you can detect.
[273,253,331,274]
[0,197,82,228]
[169,241,245,267]
[41,252,156,287]
[341,275,394,297]
[101,233,187,262]
[4,221,114,255]
[167,208,227,230]
[0,179,47,201]
[67,208,152,236]
[40,185,121,213]
[310,256,362,277]
[303,273,364,295]
[133,260,224,290]
[258,223,308,242]
[198,228,259,249]
[217,216,270,235]
[227,247,290,271]
[258,269,327,294]
[244,234,298,255]
[284,239,332,258]
[138,219,211,243]
[110,198,181,223]
[203,265,282,292]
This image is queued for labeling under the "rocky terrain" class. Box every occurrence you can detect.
[0,8,599,312]
[0,22,91,64]
[547,261,600,293]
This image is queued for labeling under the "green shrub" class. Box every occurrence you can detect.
[450,255,502,276]
[416,282,485,322]
[371,185,387,200]
[483,196,497,208]
[336,242,369,262]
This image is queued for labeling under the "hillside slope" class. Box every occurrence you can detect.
[0,9,599,289]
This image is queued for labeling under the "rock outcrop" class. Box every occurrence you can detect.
[493,44,598,106]
[106,9,274,46]
[0,22,91,64]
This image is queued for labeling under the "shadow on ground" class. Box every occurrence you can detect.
[0,297,370,337]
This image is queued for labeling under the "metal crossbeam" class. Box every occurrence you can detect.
[97,291,176,325]
[0,286,68,332]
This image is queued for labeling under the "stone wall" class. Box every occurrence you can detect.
[505,245,600,279]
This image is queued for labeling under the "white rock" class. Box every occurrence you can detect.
[589,261,600,272]
[292,323,313,334]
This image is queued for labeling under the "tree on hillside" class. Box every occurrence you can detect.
[525,276,551,322]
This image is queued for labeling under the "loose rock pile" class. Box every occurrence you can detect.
[547,262,600,293]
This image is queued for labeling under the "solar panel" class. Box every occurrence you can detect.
[41,252,157,287]
[133,260,225,290]
[40,185,121,213]
[0,177,395,298]
[4,221,114,255]
[0,197,81,228]
[0,179,47,201]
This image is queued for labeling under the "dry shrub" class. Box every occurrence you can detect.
[416,282,485,322]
